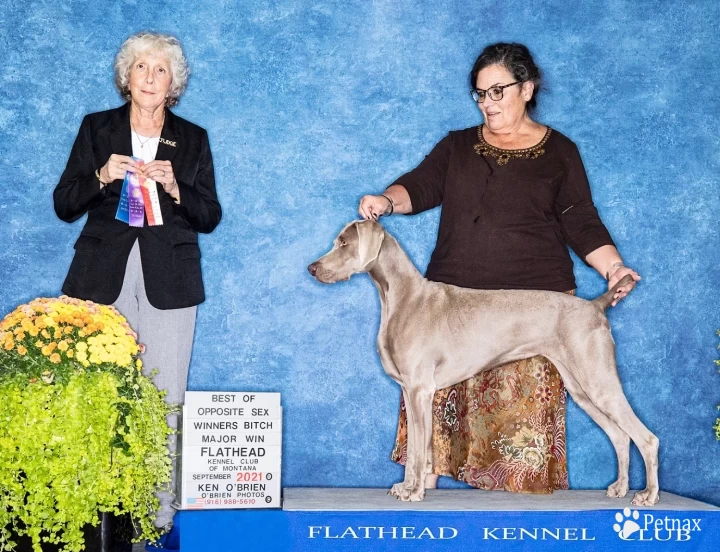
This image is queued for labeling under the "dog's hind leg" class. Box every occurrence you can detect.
[586,376,659,506]
[560,345,660,506]
[548,358,631,498]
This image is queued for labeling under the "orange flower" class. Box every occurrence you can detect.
[3,340,13,351]
[49,353,61,364]
[63,327,73,335]
[15,332,26,341]
[17,345,27,356]
[41,329,50,339]
[66,349,74,358]
[29,327,39,337]
[53,329,62,340]
[57,341,69,352]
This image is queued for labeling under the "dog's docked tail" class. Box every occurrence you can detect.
[593,274,635,311]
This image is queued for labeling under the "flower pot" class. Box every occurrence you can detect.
[6,512,133,552]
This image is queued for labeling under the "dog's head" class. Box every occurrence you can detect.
[308,220,385,284]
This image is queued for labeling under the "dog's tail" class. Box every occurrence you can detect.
[593,274,635,311]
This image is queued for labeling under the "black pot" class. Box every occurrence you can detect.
[7,512,133,552]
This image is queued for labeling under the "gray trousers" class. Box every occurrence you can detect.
[113,241,197,528]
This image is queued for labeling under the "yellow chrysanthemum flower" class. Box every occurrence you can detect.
[2,296,143,375]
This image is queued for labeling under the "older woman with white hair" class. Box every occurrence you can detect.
[54,32,221,531]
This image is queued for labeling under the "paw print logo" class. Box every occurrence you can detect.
[613,507,641,540]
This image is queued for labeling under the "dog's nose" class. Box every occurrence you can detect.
[308,262,319,276]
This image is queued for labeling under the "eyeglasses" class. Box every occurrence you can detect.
[470,82,522,103]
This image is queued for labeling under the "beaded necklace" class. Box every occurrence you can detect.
[473,124,552,165]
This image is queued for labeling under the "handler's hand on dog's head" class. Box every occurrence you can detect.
[359,194,390,220]
[608,266,641,307]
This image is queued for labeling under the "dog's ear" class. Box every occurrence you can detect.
[355,221,384,271]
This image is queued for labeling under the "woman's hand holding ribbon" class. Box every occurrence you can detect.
[141,160,180,202]
[99,155,141,183]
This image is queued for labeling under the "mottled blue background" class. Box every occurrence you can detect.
[1,1,718,506]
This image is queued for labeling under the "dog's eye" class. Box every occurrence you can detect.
[339,240,347,247]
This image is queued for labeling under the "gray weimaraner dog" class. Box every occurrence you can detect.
[308,220,659,506]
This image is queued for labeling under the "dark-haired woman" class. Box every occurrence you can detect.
[359,43,639,494]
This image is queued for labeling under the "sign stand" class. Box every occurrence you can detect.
[180,392,282,509]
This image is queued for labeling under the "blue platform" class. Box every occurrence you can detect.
[172,488,720,551]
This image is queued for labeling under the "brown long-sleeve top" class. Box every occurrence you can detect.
[392,125,615,292]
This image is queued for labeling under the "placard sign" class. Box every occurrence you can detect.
[181,392,282,509]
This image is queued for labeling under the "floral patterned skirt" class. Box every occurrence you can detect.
[390,354,569,494]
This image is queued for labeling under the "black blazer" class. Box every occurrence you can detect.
[54,103,222,310]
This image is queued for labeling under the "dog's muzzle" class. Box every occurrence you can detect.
[308,261,346,283]
[308,261,330,283]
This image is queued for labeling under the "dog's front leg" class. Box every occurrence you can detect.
[390,384,433,502]
[389,386,418,498]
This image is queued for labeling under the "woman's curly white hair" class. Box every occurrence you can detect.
[114,32,189,107]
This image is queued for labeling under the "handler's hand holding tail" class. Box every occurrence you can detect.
[608,265,641,307]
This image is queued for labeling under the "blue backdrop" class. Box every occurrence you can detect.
[1,0,718,507]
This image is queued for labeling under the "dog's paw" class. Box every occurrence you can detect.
[388,482,412,498]
[396,486,425,502]
[606,479,629,498]
[388,483,425,502]
[631,488,659,507]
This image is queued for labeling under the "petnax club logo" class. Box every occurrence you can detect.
[613,507,702,542]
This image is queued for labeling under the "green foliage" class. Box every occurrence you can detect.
[0,298,173,551]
